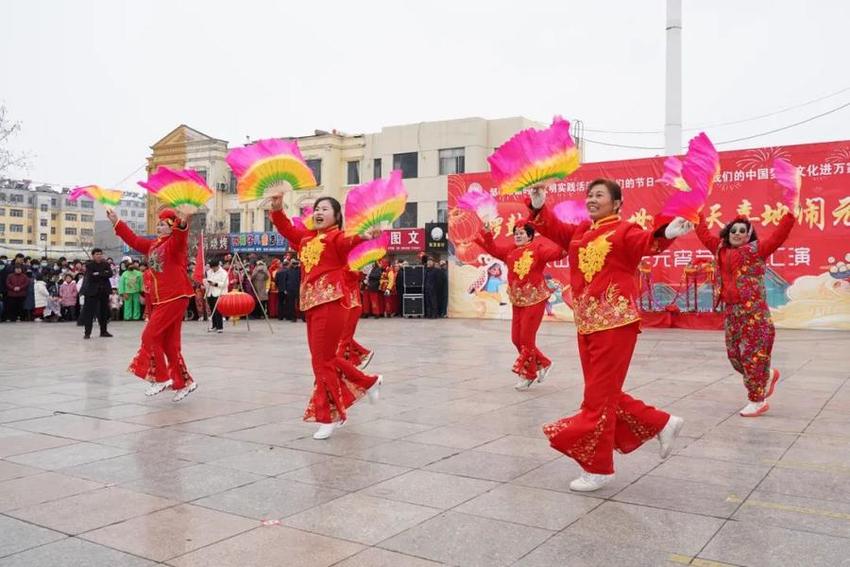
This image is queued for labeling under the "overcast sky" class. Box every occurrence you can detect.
[2,0,849,190]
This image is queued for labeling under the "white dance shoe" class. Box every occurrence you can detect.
[172,381,197,402]
[367,375,383,404]
[537,363,553,383]
[358,351,374,371]
[313,421,343,440]
[740,401,769,417]
[569,471,615,492]
[657,415,684,459]
[514,378,534,391]
[145,379,172,397]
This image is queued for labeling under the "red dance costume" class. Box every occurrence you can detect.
[380,263,398,316]
[695,212,794,402]
[338,269,371,367]
[114,213,194,389]
[533,207,674,474]
[271,210,378,424]
[474,230,566,381]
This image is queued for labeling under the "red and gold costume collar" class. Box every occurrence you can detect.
[589,214,621,231]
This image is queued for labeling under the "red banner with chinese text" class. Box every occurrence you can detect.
[447,139,850,330]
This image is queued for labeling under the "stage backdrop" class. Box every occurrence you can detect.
[447,139,850,330]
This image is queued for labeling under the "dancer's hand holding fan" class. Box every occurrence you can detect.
[344,170,407,237]
[488,116,581,196]
[659,132,719,223]
[138,167,212,216]
[772,158,802,212]
[226,138,317,203]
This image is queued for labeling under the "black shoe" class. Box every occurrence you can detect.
[83,335,91,340]
[100,332,113,338]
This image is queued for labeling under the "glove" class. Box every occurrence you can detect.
[664,217,694,239]
[530,186,546,210]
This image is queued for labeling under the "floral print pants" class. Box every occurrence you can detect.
[725,303,775,402]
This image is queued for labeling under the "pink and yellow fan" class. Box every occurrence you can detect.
[344,169,407,237]
[69,185,123,207]
[660,132,719,223]
[293,206,316,231]
[488,116,581,196]
[457,187,498,223]
[138,167,213,215]
[226,138,317,203]
[772,158,801,208]
[552,199,590,224]
[348,232,390,271]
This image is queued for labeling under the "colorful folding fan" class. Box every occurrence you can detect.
[344,170,407,237]
[226,138,318,203]
[660,132,719,223]
[348,232,389,270]
[68,185,123,207]
[552,199,590,224]
[457,187,499,223]
[487,116,581,195]
[138,167,213,215]
[293,206,316,231]
[772,158,801,208]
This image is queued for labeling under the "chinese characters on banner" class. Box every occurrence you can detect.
[385,228,425,253]
[230,232,289,253]
[447,140,850,330]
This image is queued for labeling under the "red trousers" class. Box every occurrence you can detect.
[366,291,384,316]
[543,322,669,474]
[268,291,279,318]
[305,300,378,423]
[384,292,398,316]
[337,303,371,367]
[511,302,551,381]
[129,297,192,389]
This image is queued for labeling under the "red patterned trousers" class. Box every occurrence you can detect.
[725,303,775,402]
[543,322,669,474]
[305,299,378,424]
[511,302,551,381]
[337,303,371,367]
[129,297,192,389]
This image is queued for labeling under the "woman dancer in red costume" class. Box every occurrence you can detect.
[107,207,198,402]
[475,222,566,390]
[695,211,795,417]
[269,195,382,439]
[529,179,691,491]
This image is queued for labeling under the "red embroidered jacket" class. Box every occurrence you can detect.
[532,206,673,334]
[695,212,795,306]
[270,210,364,311]
[473,230,566,307]
[114,220,193,306]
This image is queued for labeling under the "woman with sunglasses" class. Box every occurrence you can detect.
[474,222,566,390]
[269,195,383,440]
[528,179,691,492]
[695,210,795,417]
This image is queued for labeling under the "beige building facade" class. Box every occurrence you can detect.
[144,117,542,236]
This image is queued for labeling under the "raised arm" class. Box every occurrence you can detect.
[270,210,309,252]
[534,235,568,263]
[694,214,722,253]
[529,203,579,250]
[113,220,154,255]
[758,211,795,259]
[623,221,675,265]
[473,229,512,262]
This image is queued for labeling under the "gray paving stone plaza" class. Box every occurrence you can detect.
[0,318,847,566]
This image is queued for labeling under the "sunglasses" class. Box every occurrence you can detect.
[729,227,749,235]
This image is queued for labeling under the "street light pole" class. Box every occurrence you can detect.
[665,0,683,156]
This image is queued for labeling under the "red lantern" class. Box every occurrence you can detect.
[448,207,481,244]
[216,291,255,317]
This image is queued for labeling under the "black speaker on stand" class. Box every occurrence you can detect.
[402,266,424,318]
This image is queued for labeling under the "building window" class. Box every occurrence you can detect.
[194,168,207,182]
[39,233,47,241]
[346,160,360,185]
[439,147,465,175]
[10,224,23,233]
[229,212,241,233]
[0,192,5,201]
[64,241,75,246]
[80,200,93,209]
[39,218,48,227]
[393,152,418,179]
[229,171,238,194]
[51,198,57,207]
[50,227,55,234]
[65,213,77,221]
[64,198,76,207]
[80,228,93,236]
[64,227,77,235]
[437,200,448,223]
[306,159,322,185]
[264,214,273,232]
[10,209,23,218]
[0,224,4,232]
[393,202,418,228]
[10,239,23,244]
[0,208,4,215]
[40,203,48,212]
[373,158,382,179]
[10,194,23,203]
[81,215,93,222]
[51,213,57,220]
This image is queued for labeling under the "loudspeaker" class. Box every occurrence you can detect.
[403,266,424,288]
[402,294,424,318]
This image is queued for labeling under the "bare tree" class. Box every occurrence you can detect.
[0,104,31,174]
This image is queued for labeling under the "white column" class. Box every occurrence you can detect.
[665,0,683,156]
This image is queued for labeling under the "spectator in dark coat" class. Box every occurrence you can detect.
[79,248,114,339]
[282,260,302,322]
[274,266,287,321]
[423,257,439,319]
[4,264,29,322]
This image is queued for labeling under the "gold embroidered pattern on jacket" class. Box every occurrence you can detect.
[573,283,639,334]
[507,281,551,307]
[512,249,534,280]
[300,273,344,311]
[300,234,326,274]
[578,231,613,283]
